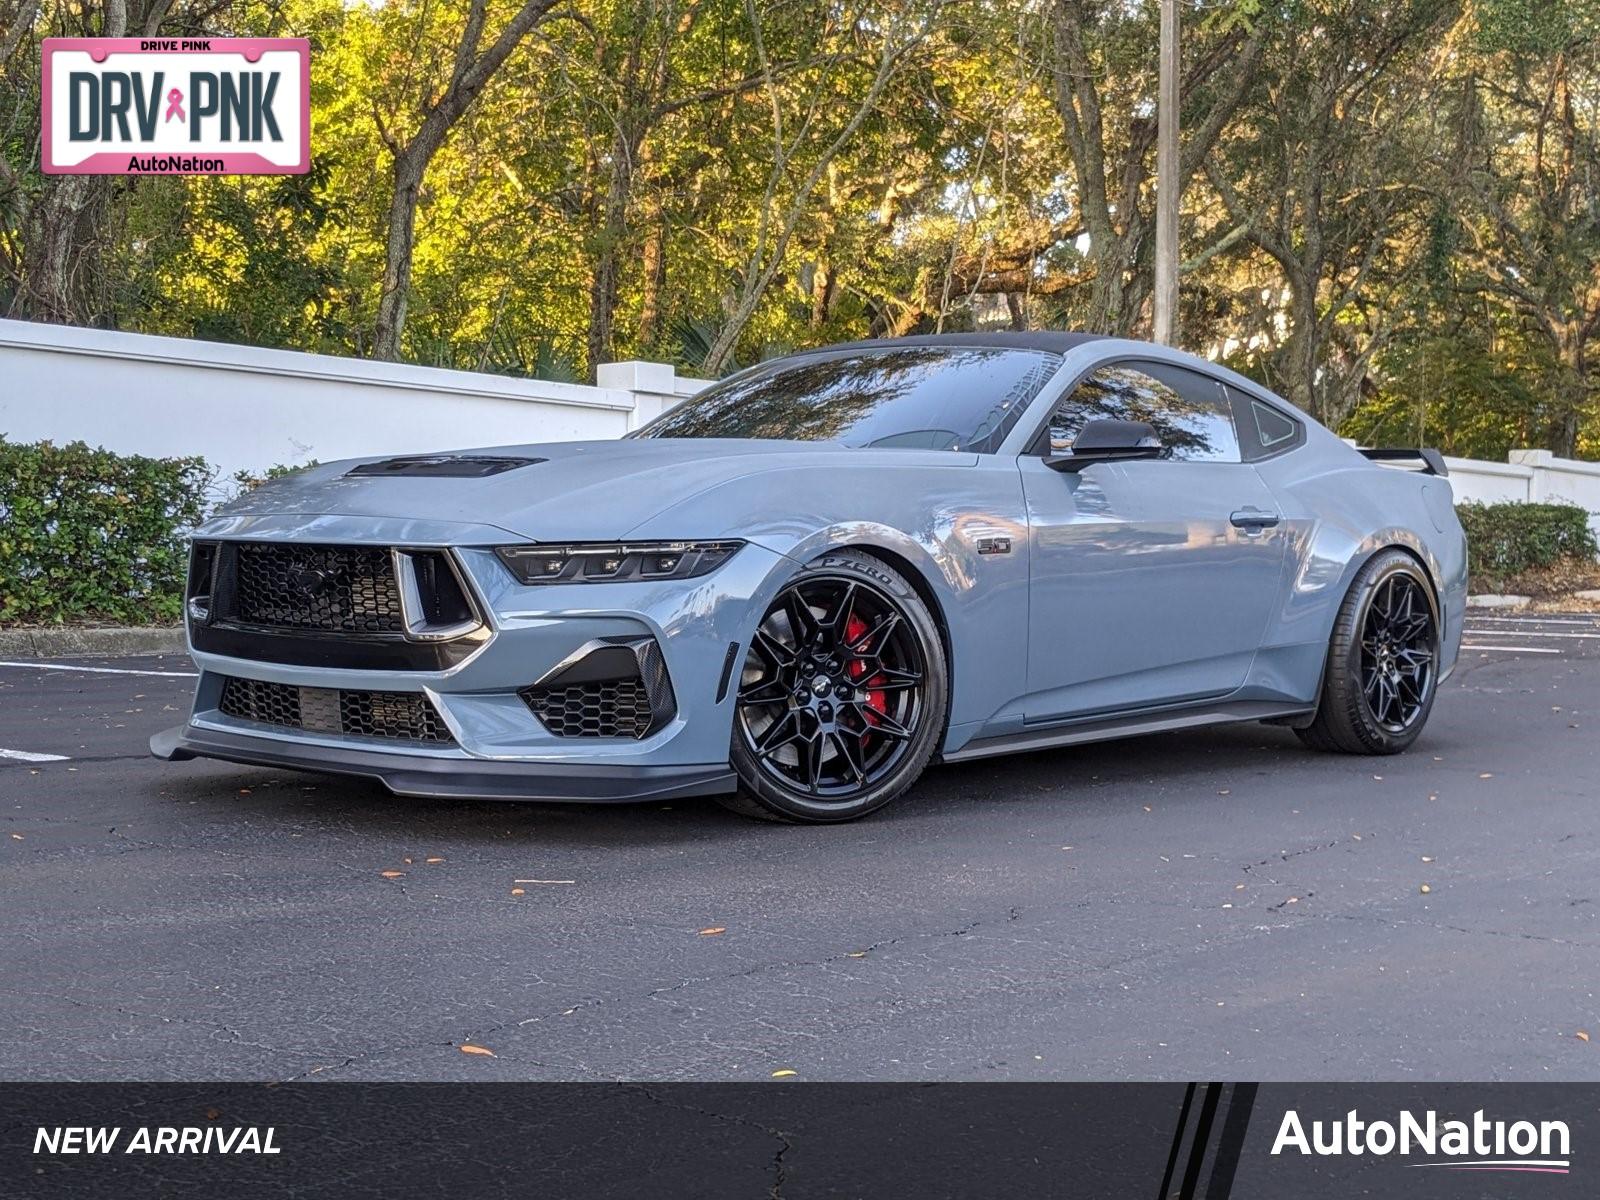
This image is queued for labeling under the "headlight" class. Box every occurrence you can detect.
[495,540,743,585]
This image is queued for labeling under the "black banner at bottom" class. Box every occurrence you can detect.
[3,1083,1591,1197]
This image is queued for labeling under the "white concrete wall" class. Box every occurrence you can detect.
[0,318,706,483]
[1447,450,1600,539]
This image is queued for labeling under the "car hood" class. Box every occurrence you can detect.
[206,438,976,542]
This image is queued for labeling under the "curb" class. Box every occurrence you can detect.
[0,626,187,659]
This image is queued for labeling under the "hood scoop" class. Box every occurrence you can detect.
[345,454,547,478]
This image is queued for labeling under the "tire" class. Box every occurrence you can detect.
[1296,548,1441,755]
[718,550,948,823]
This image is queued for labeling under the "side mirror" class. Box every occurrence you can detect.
[1045,419,1165,472]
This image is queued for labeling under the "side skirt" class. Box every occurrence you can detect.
[938,700,1316,764]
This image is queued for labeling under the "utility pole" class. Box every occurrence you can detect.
[1153,0,1179,345]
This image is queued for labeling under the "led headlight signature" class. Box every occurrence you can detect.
[495,540,743,585]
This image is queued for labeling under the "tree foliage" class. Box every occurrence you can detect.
[1,0,1597,455]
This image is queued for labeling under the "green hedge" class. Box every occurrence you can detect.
[1456,500,1599,581]
[0,438,212,624]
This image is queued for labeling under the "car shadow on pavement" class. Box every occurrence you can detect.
[146,719,1381,846]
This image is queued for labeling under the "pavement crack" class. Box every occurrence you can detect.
[623,1083,792,1198]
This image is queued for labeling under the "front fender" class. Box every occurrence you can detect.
[629,460,1033,744]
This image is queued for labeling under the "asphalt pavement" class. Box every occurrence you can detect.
[2,614,1598,1082]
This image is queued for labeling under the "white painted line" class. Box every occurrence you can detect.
[1464,629,1600,640]
[0,660,197,678]
[1465,620,1600,630]
[1461,644,1563,654]
[0,748,70,763]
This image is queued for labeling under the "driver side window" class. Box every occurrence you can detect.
[1046,363,1241,463]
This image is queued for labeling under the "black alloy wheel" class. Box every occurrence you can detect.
[721,551,946,822]
[1296,548,1440,755]
[1358,572,1436,733]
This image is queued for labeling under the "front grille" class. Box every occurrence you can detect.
[523,678,656,738]
[218,676,454,744]
[230,543,404,633]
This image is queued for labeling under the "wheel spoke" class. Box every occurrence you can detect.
[753,627,795,668]
[754,713,800,758]
[785,591,818,645]
[848,610,900,652]
[830,730,865,783]
[830,582,859,638]
[869,710,914,742]
[739,677,788,705]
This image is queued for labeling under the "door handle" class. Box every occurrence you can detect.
[1230,508,1281,531]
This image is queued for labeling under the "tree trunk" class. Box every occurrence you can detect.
[373,146,430,362]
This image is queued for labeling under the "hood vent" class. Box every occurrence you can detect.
[345,454,546,478]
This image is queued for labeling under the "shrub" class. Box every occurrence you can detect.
[1456,500,1599,584]
[0,438,212,624]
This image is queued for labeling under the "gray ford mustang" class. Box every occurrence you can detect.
[152,333,1467,822]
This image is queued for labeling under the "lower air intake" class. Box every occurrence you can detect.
[520,638,676,739]
[218,676,454,744]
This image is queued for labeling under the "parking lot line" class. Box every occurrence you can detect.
[1462,629,1600,639]
[1460,644,1563,653]
[0,660,197,678]
[0,748,71,763]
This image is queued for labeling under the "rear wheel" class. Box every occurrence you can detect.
[719,551,947,823]
[1296,549,1440,755]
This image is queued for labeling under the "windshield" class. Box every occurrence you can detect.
[634,346,1062,453]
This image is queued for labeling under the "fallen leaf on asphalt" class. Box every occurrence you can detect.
[1420,884,1432,894]
[459,1044,495,1057]
[510,888,525,896]
[770,1069,797,1078]
[426,856,445,864]
[1578,1031,1590,1042]
[380,870,405,879]
[699,927,726,936]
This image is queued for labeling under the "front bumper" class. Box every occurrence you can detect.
[150,723,736,803]
[155,514,800,800]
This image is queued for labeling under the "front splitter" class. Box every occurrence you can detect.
[150,723,737,803]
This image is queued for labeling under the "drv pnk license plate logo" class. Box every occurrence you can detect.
[42,38,309,175]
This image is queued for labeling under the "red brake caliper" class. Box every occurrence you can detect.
[844,614,887,737]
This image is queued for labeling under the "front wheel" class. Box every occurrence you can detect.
[718,550,947,823]
[1296,548,1440,755]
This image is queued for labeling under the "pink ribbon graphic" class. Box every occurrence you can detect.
[164,87,185,123]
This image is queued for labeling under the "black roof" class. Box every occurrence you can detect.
[794,331,1108,357]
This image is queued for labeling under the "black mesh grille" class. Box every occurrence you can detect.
[520,639,676,739]
[218,677,453,744]
[231,543,404,633]
[523,678,656,738]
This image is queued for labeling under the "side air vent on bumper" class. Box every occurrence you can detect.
[218,676,455,744]
[519,638,677,739]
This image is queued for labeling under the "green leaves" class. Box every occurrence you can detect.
[0,438,211,625]
[1457,501,1600,589]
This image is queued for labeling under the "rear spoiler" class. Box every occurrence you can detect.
[1356,447,1448,477]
